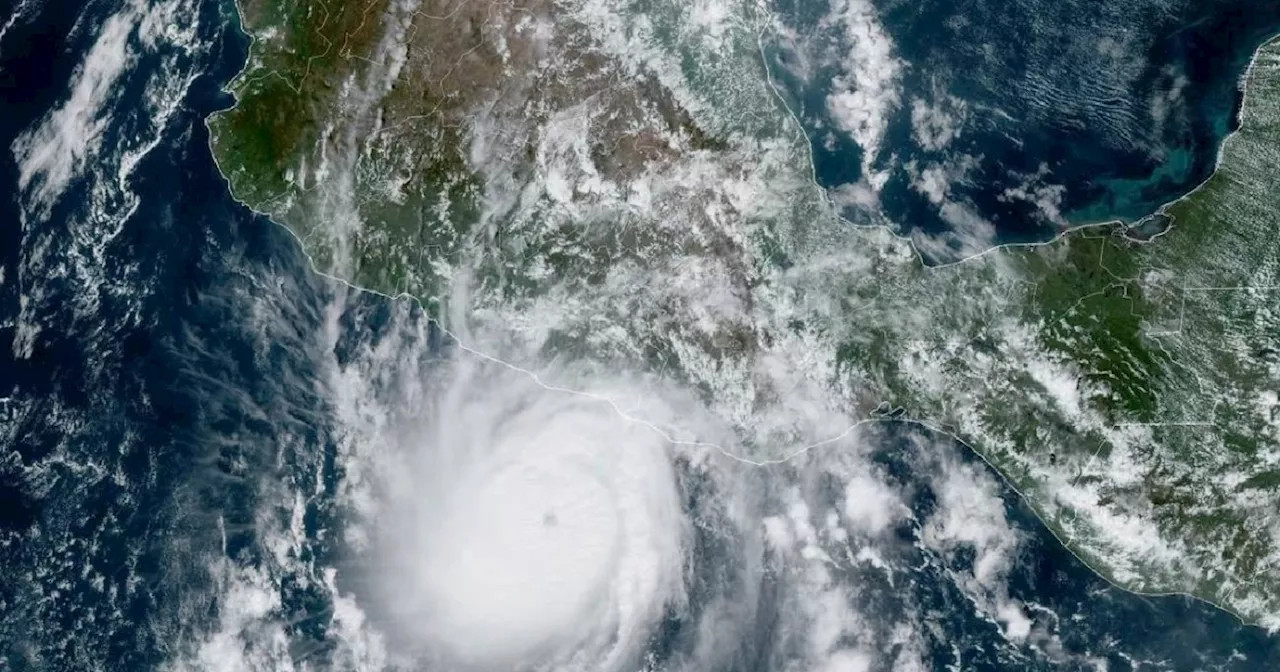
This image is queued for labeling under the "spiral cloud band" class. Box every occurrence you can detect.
[375,360,691,670]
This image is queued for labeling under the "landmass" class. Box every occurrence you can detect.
[211,0,1280,627]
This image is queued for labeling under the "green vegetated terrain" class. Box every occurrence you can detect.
[214,0,387,207]
[211,0,750,308]
[212,0,486,300]
[846,43,1280,617]
[211,0,1280,625]
[926,42,1280,615]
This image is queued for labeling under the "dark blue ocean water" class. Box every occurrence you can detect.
[0,0,342,666]
[0,0,1277,669]
[770,0,1280,258]
[858,426,1280,670]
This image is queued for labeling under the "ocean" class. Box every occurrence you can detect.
[768,0,1280,259]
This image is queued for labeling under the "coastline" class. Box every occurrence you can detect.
[206,0,1280,630]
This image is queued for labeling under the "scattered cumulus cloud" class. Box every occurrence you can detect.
[910,96,967,152]
[820,0,901,186]
[1001,164,1069,226]
[842,469,905,535]
[11,1,139,217]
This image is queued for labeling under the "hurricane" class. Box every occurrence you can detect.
[367,355,693,670]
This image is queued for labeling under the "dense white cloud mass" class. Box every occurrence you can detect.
[371,359,694,670]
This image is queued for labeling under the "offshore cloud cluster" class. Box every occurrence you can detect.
[368,358,712,670]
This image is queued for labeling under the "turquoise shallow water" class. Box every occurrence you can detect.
[770,0,1280,260]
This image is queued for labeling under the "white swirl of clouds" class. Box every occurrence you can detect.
[363,353,708,671]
